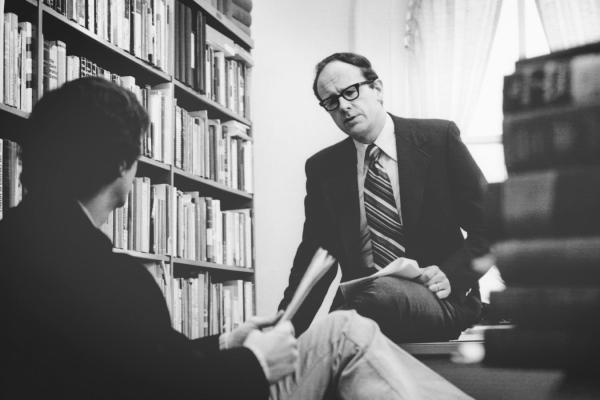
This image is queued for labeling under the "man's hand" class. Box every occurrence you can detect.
[243,321,299,384]
[222,312,283,349]
[418,265,451,299]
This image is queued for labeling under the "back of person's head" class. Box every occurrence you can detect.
[312,52,379,100]
[22,77,149,199]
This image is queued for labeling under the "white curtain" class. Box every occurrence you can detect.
[535,0,600,51]
[403,0,502,135]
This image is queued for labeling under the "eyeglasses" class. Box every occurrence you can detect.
[319,80,375,111]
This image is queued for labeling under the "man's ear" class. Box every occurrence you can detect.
[118,161,130,177]
[373,79,384,102]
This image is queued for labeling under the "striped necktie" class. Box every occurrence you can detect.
[364,144,405,269]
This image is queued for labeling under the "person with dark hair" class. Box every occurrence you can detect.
[280,52,489,342]
[0,77,472,399]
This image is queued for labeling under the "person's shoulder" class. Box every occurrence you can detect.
[0,199,41,241]
[305,137,353,171]
[391,115,459,146]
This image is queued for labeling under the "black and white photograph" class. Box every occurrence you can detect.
[1,0,600,398]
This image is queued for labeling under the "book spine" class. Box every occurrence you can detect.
[503,105,600,173]
[493,236,600,285]
[485,166,600,239]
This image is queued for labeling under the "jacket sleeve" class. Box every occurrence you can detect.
[440,121,490,297]
[111,259,271,400]
[278,157,338,336]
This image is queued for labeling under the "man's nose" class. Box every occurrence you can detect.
[338,96,352,110]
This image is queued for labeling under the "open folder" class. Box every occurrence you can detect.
[277,248,337,325]
[339,257,422,299]
[277,249,423,325]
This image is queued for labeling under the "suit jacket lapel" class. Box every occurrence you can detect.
[392,115,431,237]
[325,138,361,263]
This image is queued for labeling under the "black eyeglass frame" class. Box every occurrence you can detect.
[318,79,376,111]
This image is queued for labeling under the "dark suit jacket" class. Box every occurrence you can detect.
[0,193,268,400]
[280,114,489,335]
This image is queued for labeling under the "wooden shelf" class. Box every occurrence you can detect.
[42,5,171,85]
[113,248,169,262]
[138,156,172,171]
[173,166,253,200]
[136,157,253,201]
[503,101,600,123]
[173,257,254,274]
[0,103,29,119]
[193,0,253,49]
[173,80,252,126]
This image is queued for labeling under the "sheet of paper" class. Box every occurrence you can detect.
[339,257,422,298]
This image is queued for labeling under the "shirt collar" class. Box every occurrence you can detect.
[353,113,397,162]
[77,200,97,226]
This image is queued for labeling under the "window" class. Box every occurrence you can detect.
[464,0,549,183]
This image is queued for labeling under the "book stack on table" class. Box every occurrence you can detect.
[482,41,600,375]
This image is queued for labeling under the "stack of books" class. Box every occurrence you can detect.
[223,0,252,36]
[483,41,600,373]
[42,0,172,73]
[2,12,35,113]
[144,261,255,338]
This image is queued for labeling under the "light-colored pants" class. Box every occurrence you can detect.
[270,310,472,400]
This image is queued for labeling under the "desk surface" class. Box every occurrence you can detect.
[402,337,599,400]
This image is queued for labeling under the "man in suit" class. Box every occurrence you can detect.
[280,52,489,342]
[0,77,473,399]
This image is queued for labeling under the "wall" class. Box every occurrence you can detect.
[252,0,354,315]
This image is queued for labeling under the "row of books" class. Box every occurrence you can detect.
[174,0,250,118]
[101,178,253,268]
[40,39,253,192]
[43,0,172,73]
[2,3,252,119]
[1,13,35,112]
[205,25,249,117]
[174,0,205,93]
[0,138,23,221]
[483,41,600,373]
[145,261,255,338]
[175,108,253,193]
[43,39,146,99]
[175,190,252,266]
[503,51,600,113]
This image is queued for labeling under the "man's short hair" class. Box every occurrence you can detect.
[22,77,149,198]
[312,52,379,100]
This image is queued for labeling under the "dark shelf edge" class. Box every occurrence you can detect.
[113,248,170,262]
[173,257,254,273]
[0,103,29,119]
[174,167,253,199]
[139,155,172,171]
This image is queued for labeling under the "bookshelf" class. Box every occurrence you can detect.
[0,0,256,339]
